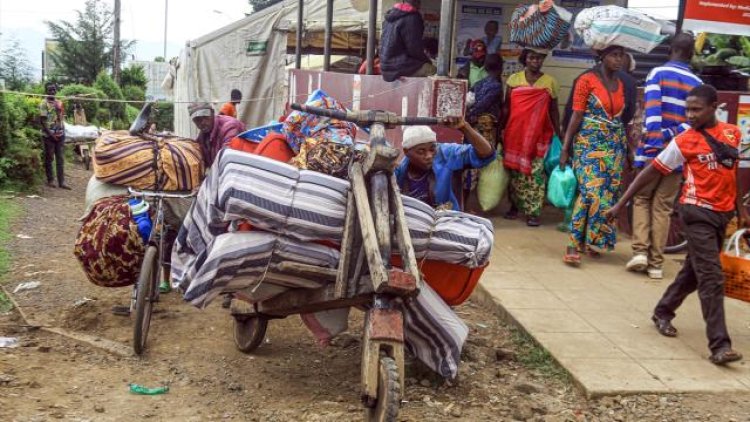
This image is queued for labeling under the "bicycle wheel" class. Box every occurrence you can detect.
[133,245,158,355]
[365,356,401,422]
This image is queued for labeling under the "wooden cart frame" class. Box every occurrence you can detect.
[229,107,444,422]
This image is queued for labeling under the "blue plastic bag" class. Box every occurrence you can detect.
[547,166,577,209]
[544,135,562,176]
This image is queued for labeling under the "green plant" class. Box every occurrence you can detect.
[58,84,106,125]
[509,326,571,383]
[94,71,125,121]
[125,104,140,124]
[0,198,20,278]
[120,65,148,91]
[152,102,174,131]
[0,92,43,189]
[122,85,145,108]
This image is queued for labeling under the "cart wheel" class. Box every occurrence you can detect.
[232,315,268,353]
[365,357,401,422]
[83,149,91,171]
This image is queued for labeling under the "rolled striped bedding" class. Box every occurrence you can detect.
[211,149,493,267]
[171,227,467,379]
[574,6,666,54]
[93,131,204,191]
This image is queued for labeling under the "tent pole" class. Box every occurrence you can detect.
[295,0,304,69]
[676,0,686,33]
[437,0,454,77]
[324,0,334,71]
[366,0,378,75]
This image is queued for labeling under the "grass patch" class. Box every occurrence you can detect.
[509,325,571,383]
[0,197,20,312]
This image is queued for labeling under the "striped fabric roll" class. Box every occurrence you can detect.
[93,131,204,191]
[209,149,494,267]
[509,4,571,50]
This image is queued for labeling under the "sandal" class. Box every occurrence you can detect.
[651,315,677,337]
[563,248,581,267]
[504,208,519,220]
[586,247,602,259]
[526,217,541,227]
[709,349,743,365]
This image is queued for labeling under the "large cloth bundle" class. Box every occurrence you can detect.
[172,217,467,379]
[199,149,493,267]
[93,131,204,191]
[574,6,666,53]
[179,231,340,307]
[509,2,572,50]
[74,196,145,288]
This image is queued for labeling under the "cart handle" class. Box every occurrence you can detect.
[290,104,444,127]
[128,187,196,200]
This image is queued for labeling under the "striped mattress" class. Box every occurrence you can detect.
[210,149,493,267]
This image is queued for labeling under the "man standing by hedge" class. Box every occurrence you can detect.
[39,82,70,189]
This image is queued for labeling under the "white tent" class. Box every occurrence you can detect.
[172,0,373,137]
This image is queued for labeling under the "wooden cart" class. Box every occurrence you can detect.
[229,107,444,422]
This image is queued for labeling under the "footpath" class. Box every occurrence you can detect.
[477,217,750,397]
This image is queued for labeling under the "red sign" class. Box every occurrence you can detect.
[682,0,750,36]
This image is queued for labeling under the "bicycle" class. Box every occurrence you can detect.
[128,187,196,355]
[230,104,445,421]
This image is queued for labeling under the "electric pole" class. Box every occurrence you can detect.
[113,0,122,84]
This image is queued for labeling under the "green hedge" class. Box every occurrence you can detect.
[0,93,43,189]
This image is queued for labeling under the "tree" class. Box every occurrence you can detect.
[248,0,284,13]
[45,0,134,84]
[120,65,148,91]
[0,38,34,91]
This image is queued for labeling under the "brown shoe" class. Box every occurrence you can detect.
[47,181,56,188]
[709,349,742,365]
[58,184,72,190]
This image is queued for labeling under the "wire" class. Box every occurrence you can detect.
[0,78,427,108]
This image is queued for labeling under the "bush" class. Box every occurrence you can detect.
[94,71,125,121]
[120,65,148,91]
[122,85,145,108]
[125,104,140,124]
[153,101,174,132]
[58,84,106,125]
[0,92,42,189]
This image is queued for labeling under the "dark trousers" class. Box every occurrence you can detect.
[654,204,735,354]
[43,136,65,185]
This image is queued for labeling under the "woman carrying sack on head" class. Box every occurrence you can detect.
[501,48,562,227]
[559,45,628,265]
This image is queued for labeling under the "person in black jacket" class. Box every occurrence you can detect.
[380,0,436,82]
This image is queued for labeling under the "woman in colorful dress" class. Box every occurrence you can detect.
[502,48,561,226]
[559,45,627,265]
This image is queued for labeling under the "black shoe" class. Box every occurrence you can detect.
[651,315,677,337]
[58,184,72,190]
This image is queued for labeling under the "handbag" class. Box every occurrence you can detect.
[721,229,750,303]
[698,128,738,169]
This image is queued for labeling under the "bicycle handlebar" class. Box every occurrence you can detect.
[290,104,444,126]
[128,187,196,199]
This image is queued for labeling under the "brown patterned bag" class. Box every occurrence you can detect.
[74,196,146,288]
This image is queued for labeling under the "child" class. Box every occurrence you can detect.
[607,85,748,365]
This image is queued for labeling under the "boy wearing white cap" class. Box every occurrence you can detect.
[395,116,495,210]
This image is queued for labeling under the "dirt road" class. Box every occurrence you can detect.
[2,164,750,422]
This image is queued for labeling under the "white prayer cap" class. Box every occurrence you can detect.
[402,125,437,150]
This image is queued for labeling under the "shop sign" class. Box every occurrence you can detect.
[682,0,750,36]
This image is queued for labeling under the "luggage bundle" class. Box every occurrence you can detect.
[173,149,495,308]
[171,148,489,379]
[509,0,572,50]
[74,196,146,288]
[93,131,204,191]
[574,6,666,53]
[75,130,201,289]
